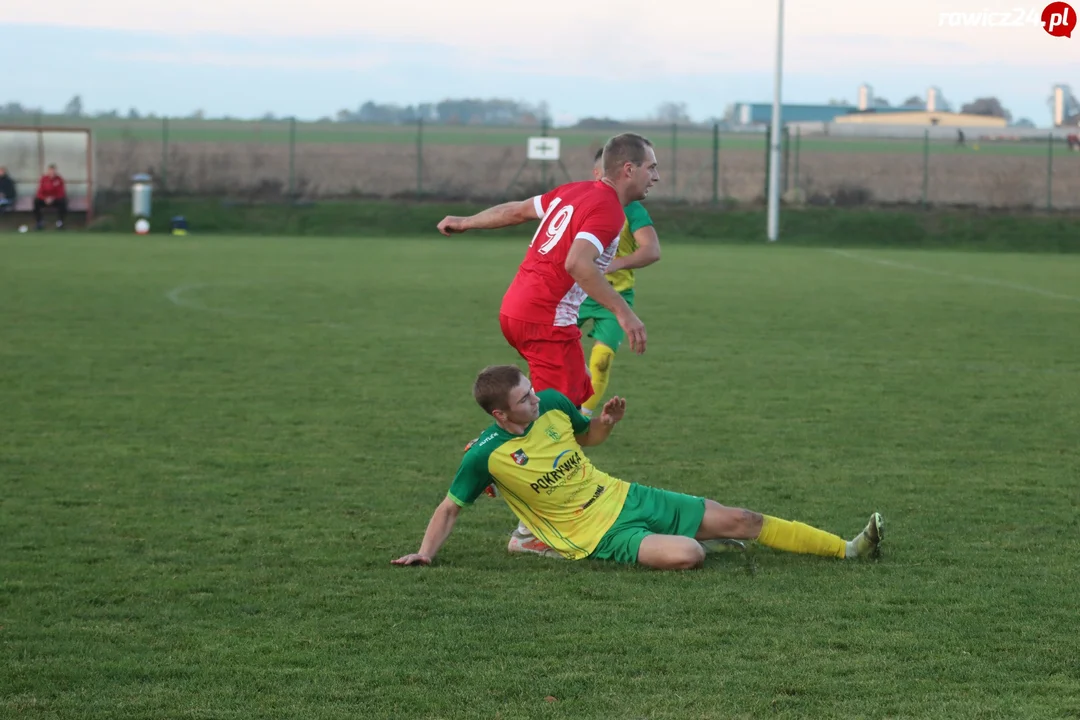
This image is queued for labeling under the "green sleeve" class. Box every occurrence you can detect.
[538,389,591,435]
[447,449,493,507]
[625,201,654,233]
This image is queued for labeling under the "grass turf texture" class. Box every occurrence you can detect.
[2,233,1079,719]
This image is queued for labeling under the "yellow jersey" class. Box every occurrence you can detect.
[447,389,631,560]
[603,200,654,293]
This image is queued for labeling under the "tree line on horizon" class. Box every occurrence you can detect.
[0,94,1042,128]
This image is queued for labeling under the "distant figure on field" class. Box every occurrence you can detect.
[0,166,16,214]
[34,164,68,230]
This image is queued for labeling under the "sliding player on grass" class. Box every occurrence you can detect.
[392,365,885,570]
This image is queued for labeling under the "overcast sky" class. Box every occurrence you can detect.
[2,0,1075,125]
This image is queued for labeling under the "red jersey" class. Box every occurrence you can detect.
[500,181,625,327]
[37,175,66,201]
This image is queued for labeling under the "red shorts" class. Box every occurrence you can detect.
[499,314,594,407]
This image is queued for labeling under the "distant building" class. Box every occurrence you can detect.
[729,85,946,126]
[925,86,950,113]
[729,84,1043,129]
[835,110,1007,127]
[729,103,858,126]
[1053,85,1080,127]
[857,84,873,111]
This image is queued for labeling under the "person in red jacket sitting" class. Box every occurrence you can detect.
[34,164,68,230]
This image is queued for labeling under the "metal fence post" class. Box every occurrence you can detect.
[288,116,296,199]
[782,126,790,192]
[794,126,801,190]
[671,122,678,201]
[541,116,549,190]
[1047,132,1054,211]
[712,122,719,204]
[161,117,169,194]
[921,129,930,208]
[763,125,771,201]
[417,117,424,198]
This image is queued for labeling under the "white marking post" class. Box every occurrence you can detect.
[527,137,561,161]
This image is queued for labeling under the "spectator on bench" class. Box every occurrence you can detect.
[0,166,15,214]
[34,164,68,230]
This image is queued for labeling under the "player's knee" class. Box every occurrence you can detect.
[737,509,764,537]
[703,501,763,539]
[686,543,707,569]
[670,542,706,570]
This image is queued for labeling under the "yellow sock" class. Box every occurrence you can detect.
[756,515,847,558]
[581,343,615,414]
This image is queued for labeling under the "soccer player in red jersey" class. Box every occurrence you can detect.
[437,132,658,409]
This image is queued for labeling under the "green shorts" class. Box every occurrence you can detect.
[577,288,635,352]
[589,483,706,565]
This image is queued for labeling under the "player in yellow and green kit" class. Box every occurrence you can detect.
[577,148,662,418]
[392,365,885,570]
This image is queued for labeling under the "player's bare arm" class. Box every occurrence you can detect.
[575,396,626,447]
[605,226,661,275]
[437,199,540,235]
[565,239,647,354]
[391,496,462,566]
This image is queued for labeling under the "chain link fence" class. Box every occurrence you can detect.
[3,116,1078,209]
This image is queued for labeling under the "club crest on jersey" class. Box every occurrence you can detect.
[511,449,529,466]
[545,426,560,442]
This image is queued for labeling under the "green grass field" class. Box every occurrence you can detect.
[3,233,1080,719]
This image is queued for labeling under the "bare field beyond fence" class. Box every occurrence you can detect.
[7,117,1080,209]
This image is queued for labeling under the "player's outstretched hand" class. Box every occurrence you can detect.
[437,216,469,236]
[391,553,432,566]
[617,312,647,355]
[599,396,626,426]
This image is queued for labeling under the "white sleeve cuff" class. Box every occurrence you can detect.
[575,232,604,254]
[533,195,545,218]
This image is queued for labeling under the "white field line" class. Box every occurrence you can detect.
[825,249,1080,304]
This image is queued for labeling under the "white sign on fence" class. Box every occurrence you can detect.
[527,137,561,161]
